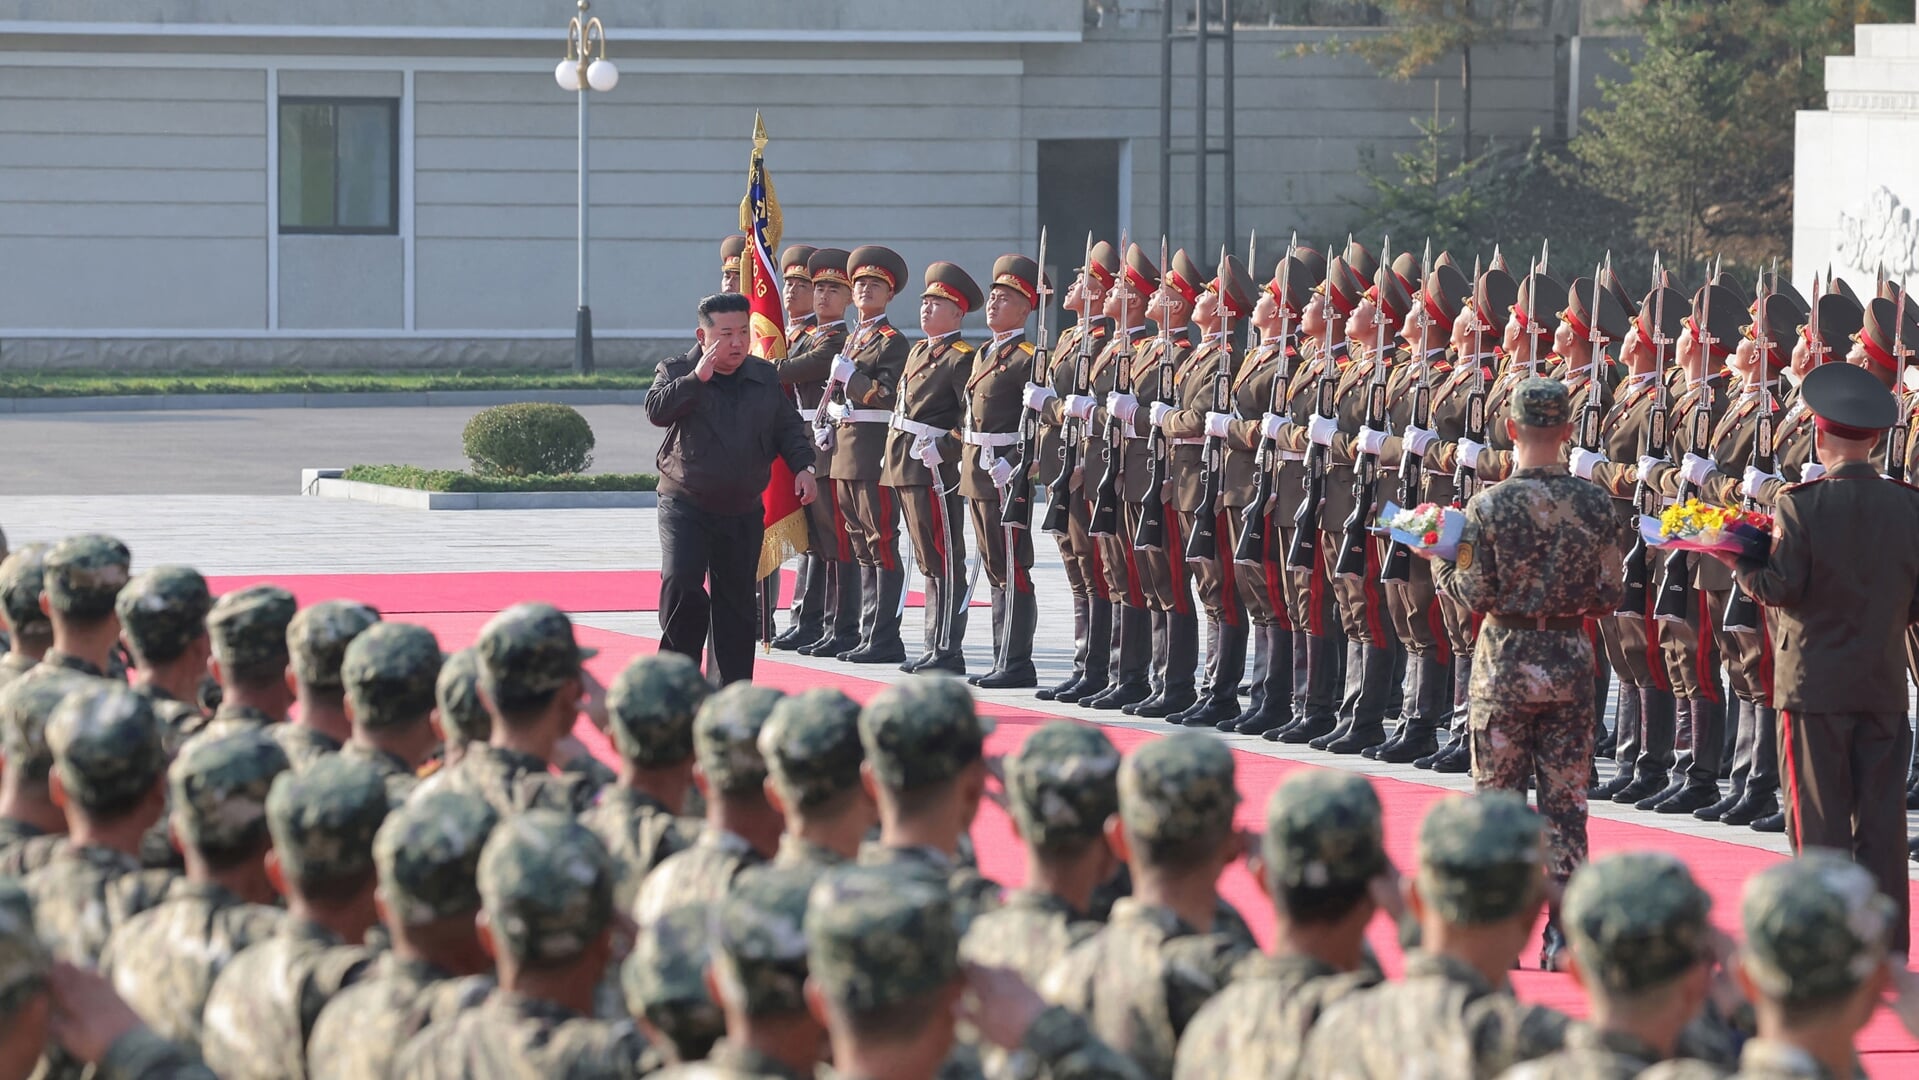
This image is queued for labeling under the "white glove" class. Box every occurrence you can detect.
[1569,448,1607,481]
[1355,426,1387,457]
[1458,438,1486,470]
[1801,461,1827,483]
[916,439,944,469]
[825,400,850,423]
[1149,401,1175,429]
[812,426,835,451]
[1636,455,1664,482]
[1022,383,1057,412]
[1205,412,1233,440]
[1064,394,1098,421]
[1260,413,1291,441]
[1741,464,1779,497]
[987,456,1015,488]
[1680,452,1715,487]
[1307,415,1339,447]
[1403,426,1439,457]
[828,355,856,385]
[1106,392,1139,425]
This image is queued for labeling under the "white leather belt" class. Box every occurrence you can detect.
[843,409,892,425]
[1124,430,1148,441]
[1171,437,1205,447]
[963,431,1021,447]
[1279,451,1305,462]
[889,416,945,439]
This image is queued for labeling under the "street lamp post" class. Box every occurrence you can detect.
[556,0,619,375]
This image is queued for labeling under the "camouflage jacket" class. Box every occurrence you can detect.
[391,988,650,1079]
[92,1027,219,1080]
[129,683,204,757]
[1718,1039,1847,1079]
[578,785,700,912]
[269,723,344,773]
[201,916,377,1080]
[650,1037,813,1080]
[408,743,593,819]
[23,841,144,964]
[0,649,35,690]
[961,889,1101,1080]
[337,741,420,806]
[308,954,495,1080]
[1296,950,1570,1079]
[1038,898,1254,1080]
[100,879,286,1051]
[0,816,61,877]
[1173,951,1381,1080]
[634,827,763,926]
[856,842,1003,935]
[1501,1024,1733,1080]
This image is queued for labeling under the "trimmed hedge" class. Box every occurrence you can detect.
[462,402,595,476]
[341,465,658,493]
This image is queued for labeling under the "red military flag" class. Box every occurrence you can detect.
[740,115,808,582]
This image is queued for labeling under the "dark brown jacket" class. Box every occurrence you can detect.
[646,353,815,515]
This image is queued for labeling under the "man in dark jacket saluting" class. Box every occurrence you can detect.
[646,292,819,685]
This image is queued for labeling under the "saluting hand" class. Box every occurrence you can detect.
[795,469,819,506]
[694,341,725,382]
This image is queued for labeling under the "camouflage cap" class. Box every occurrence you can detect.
[169,729,290,856]
[288,600,381,689]
[624,903,717,1018]
[265,754,390,888]
[207,584,298,677]
[42,534,132,619]
[1005,721,1121,849]
[1118,732,1239,858]
[1740,851,1895,1006]
[475,602,596,713]
[1509,376,1571,428]
[374,790,499,925]
[342,622,443,731]
[0,879,48,1015]
[806,866,958,1011]
[1563,851,1712,996]
[714,868,812,1015]
[694,683,784,796]
[115,565,213,664]
[47,684,166,813]
[0,670,90,782]
[606,652,708,768]
[0,543,51,638]
[477,808,615,965]
[858,676,994,790]
[434,648,491,748]
[759,688,864,810]
[1416,792,1546,925]
[1261,771,1387,892]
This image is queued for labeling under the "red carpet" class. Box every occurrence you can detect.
[205,570,976,614]
[378,594,1919,1072]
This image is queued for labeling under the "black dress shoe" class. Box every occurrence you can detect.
[1178,699,1235,729]
[1326,725,1386,755]
[1719,789,1777,828]
[1378,730,1438,764]
[1035,675,1078,702]
[1055,677,1106,704]
[1362,729,1405,761]
[1432,743,1470,773]
[1590,771,1636,800]
[903,652,935,674]
[1233,710,1288,736]
[1636,776,1689,811]
[1089,682,1150,711]
[1654,783,1720,814]
[1275,716,1336,744]
[1693,786,1745,821]
[915,657,966,677]
[1749,811,1786,833]
[974,668,1037,690]
[840,644,906,665]
[1611,773,1669,805]
[799,634,857,657]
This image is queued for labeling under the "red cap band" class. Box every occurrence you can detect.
[1815,414,1883,441]
[1860,332,1901,371]
[1685,316,1733,359]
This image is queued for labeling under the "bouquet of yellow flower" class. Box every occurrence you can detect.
[1639,498,1771,559]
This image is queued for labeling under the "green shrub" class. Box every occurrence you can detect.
[343,465,656,493]
[462,402,596,477]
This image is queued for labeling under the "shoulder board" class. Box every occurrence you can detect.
[1017,342,1036,355]
[952,341,975,354]
[879,326,900,338]
[1090,324,1110,338]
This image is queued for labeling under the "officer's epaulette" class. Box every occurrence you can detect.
[416,757,443,780]
[879,325,900,338]
[1089,324,1110,338]
[951,340,975,354]
[1017,342,1036,355]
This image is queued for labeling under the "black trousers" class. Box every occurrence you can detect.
[658,494,764,685]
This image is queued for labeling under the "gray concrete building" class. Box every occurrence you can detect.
[0,1,1605,370]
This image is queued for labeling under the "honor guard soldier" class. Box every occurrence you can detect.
[1460,268,1567,483]
[883,261,982,676]
[1028,243,1119,703]
[1751,290,1862,500]
[781,244,818,346]
[720,234,747,294]
[777,248,855,655]
[821,245,913,664]
[1122,248,1203,719]
[1724,360,1919,953]
[965,254,1047,689]
[1067,245,1159,711]
[1431,378,1623,967]
[769,244,821,647]
[1161,256,1258,729]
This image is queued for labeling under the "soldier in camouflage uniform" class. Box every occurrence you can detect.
[751,687,874,890]
[196,584,299,746]
[1725,853,1896,1080]
[1175,771,1395,1080]
[580,652,708,911]
[808,865,1146,1080]
[200,755,388,1080]
[338,621,442,805]
[33,534,132,681]
[277,599,381,767]
[307,789,500,1080]
[411,602,598,817]
[392,809,650,1077]
[1503,852,1727,1080]
[430,646,488,769]
[0,671,89,877]
[99,731,288,1052]
[114,566,213,750]
[1431,376,1623,967]
[0,543,53,689]
[1040,731,1252,1079]
[636,682,786,926]
[855,677,1003,931]
[1297,792,1570,1079]
[623,904,724,1067]
[23,684,169,966]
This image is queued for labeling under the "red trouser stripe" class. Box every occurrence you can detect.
[1163,512,1191,614]
[1121,540,1146,609]
[830,485,854,562]
[1755,606,1774,708]
[1641,586,1671,692]
[927,490,947,569]
[1216,510,1240,628]
[1780,708,1802,850]
[1361,543,1388,649]
[1088,535,1110,602]
[1265,541,1292,632]
[1307,546,1328,638]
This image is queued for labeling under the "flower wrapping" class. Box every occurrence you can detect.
[1639,498,1771,560]
[1375,502,1465,559]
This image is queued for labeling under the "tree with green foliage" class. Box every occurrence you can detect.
[1344,0,1547,163]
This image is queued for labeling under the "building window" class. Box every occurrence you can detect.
[279,98,398,234]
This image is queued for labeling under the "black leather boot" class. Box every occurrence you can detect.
[1310,638,1368,750]
[843,568,907,664]
[1087,605,1151,710]
[1185,619,1248,728]
[975,589,1038,689]
[918,578,968,676]
[1325,640,1394,754]
[906,577,948,673]
[1276,632,1343,743]
[1151,611,1201,718]
[774,553,825,650]
[1165,615,1220,723]
[1592,668,1616,758]
[800,560,862,656]
[1138,611,1197,719]
[1234,623,1293,735]
[1058,598,1113,703]
[1234,621,1271,724]
[1038,594,1092,700]
[1380,655,1448,763]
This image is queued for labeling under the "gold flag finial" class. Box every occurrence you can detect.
[752,111,768,152]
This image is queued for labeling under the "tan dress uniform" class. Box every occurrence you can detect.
[1218,333,1297,736]
[1080,296,1158,710]
[966,320,1041,688]
[1036,310,1115,701]
[883,325,975,675]
[781,247,859,657]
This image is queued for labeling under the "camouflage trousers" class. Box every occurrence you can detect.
[1470,671,1595,881]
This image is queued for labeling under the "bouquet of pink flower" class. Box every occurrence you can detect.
[1375,502,1464,559]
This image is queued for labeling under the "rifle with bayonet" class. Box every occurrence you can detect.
[1002,229,1049,532]
[1654,258,1720,623]
[1575,262,1608,453]
[1617,253,1670,618]
[1237,236,1297,566]
[1723,269,1773,634]
[1134,236,1174,550]
[1889,281,1912,483]
[1453,256,1488,509]
[1041,233,1096,536]
[1088,230,1133,538]
[1288,242,1341,569]
[1335,236,1393,580]
[1381,240,1433,585]
[1186,246,1234,562]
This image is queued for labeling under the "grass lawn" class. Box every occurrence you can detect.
[0,368,654,398]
